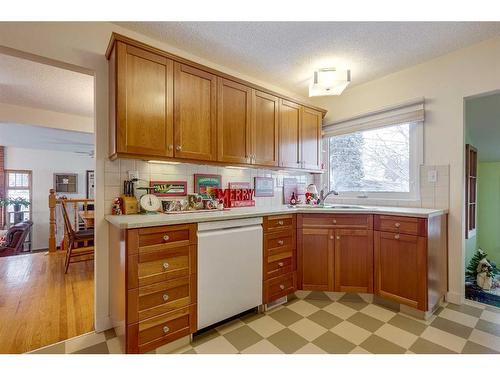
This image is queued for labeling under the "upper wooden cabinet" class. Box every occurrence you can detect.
[174,63,217,161]
[110,42,174,158]
[107,34,326,168]
[301,107,322,170]
[217,78,252,164]
[279,99,302,169]
[252,90,279,167]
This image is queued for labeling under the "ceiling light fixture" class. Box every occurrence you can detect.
[309,68,351,97]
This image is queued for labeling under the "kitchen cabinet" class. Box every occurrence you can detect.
[110,41,174,158]
[217,78,252,164]
[279,99,301,169]
[301,107,322,170]
[174,63,217,161]
[298,227,334,291]
[262,214,297,304]
[107,34,327,168]
[252,90,279,166]
[334,229,373,293]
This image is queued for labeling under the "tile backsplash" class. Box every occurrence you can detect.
[104,159,450,214]
[104,159,314,213]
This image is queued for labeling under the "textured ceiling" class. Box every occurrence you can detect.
[0,53,94,117]
[117,22,500,97]
[0,122,94,155]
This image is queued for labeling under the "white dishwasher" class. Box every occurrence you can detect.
[197,217,263,330]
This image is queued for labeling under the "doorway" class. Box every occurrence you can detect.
[464,91,500,309]
[0,50,96,353]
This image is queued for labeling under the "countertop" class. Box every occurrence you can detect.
[105,205,448,229]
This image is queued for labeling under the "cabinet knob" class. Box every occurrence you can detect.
[279,284,285,290]
[277,240,284,245]
[176,145,182,151]
[163,262,170,270]
[163,325,170,334]
[332,219,337,224]
[163,234,170,241]
[336,236,340,240]
[394,234,400,240]
[330,235,334,240]
[162,293,169,302]
[168,144,173,150]
[278,262,284,267]
[278,220,284,225]
[395,223,401,228]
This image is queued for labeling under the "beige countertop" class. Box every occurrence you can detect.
[105,205,448,229]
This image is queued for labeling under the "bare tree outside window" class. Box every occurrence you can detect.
[329,123,410,193]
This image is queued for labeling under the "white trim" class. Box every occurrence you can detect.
[323,98,425,137]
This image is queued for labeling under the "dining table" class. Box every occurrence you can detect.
[78,210,94,229]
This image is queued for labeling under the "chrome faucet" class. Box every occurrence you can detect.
[319,189,339,203]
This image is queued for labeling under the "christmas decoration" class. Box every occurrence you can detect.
[466,248,493,290]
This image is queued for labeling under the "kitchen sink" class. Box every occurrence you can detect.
[292,204,372,210]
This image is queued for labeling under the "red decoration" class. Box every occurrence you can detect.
[215,188,255,208]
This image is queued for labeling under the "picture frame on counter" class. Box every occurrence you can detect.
[194,174,222,198]
[150,181,187,197]
[254,177,274,197]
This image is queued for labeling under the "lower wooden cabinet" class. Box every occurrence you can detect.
[374,231,427,310]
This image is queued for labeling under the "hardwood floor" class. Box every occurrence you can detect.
[0,251,94,353]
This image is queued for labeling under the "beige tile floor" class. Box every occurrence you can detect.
[30,291,500,354]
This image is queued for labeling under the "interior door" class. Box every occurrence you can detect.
[374,231,427,310]
[301,106,322,170]
[334,229,373,293]
[117,42,173,157]
[173,63,217,161]
[279,99,301,169]
[217,78,252,164]
[252,90,279,166]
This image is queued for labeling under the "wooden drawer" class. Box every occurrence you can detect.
[263,272,296,304]
[264,256,295,280]
[128,245,196,289]
[374,215,427,236]
[127,224,197,256]
[264,231,295,257]
[263,214,296,233]
[128,275,196,323]
[127,305,196,354]
[300,214,373,229]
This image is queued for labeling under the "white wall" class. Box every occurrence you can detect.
[311,36,500,304]
[4,147,94,250]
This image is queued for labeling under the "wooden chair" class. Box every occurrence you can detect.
[60,200,94,273]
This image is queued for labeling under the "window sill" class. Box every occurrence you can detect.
[324,196,422,208]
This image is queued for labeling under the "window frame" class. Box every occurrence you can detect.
[324,121,423,201]
[4,169,33,227]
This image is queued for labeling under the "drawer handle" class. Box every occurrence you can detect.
[163,234,170,241]
[162,294,169,302]
[163,325,170,334]
[394,234,400,240]
[395,223,401,228]
[278,220,284,225]
[279,284,285,290]
[332,219,337,224]
[277,240,284,245]
[278,262,284,267]
[163,262,170,270]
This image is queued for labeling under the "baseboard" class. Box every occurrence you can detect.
[446,291,463,305]
[94,315,113,332]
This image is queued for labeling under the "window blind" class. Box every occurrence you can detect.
[322,98,425,137]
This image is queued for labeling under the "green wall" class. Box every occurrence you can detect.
[476,162,500,266]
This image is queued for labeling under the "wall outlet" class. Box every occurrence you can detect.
[427,169,437,183]
[128,170,139,180]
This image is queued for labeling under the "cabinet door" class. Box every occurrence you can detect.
[116,42,173,157]
[298,228,334,291]
[217,78,252,164]
[252,90,279,166]
[279,99,301,169]
[174,63,217,161]
[301,107,322,170]
[334,229,373,293]
[374,231,427,310]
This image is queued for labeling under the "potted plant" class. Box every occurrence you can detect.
[0,197,30,224]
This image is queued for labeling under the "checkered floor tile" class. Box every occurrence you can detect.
[30,292,500,354]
